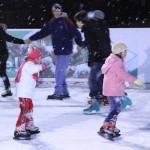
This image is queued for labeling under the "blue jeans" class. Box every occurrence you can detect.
[88,62,104,98]
[104,96,122,125]
[54,55,71,95]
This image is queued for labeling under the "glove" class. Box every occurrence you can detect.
[133,79,143,87]
[41,64,46,71]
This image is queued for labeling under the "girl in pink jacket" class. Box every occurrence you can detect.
[98,42,143,139]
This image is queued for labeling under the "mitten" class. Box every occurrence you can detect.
[133,79,143,87]
[42,64,46,71]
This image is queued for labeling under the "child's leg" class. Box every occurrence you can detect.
[25,98,34,129]
[15,98,27,131]
[104,96,121,125]
[100,96,122,135]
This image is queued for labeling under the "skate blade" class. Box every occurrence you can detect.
[83,111,101,115]
[13,136,31,140]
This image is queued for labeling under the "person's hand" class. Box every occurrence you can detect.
[77,45,82,51]
[24,39,31,44]
[133,79,143,87]
[42,64,46,71]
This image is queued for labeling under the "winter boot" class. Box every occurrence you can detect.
[83,98,100,114]
[47,94,64,100]
[26,126,40,134]
[1,88,13,97]
[121,96,132,111]
[13,130,31,140]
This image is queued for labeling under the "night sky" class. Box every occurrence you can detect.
[0,0,150,28]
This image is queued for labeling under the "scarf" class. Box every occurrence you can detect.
[15,58,39,83]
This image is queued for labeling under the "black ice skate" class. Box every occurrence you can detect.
[26,126,40,134]
[47,94,64,100]
[1,90,13,97]
[13,130,31,140]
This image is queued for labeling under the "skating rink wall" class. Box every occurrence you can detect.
[3,28,150,86]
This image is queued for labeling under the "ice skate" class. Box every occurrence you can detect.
[26,126,40,134]
[98,127,114,140]
[13,130,31,140]
[83,98,100,114]
[98,124,121,140]
[1,89,13,97]
[121,96,132,111]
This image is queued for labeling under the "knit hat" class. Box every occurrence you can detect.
[112,42,127,54]
[94,10,105,20]
[0,23,7,30]
[52,3,62,11]
[27,45,42,59]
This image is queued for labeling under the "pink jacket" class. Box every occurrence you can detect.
[102,53,136,96]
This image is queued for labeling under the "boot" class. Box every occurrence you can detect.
[13,130,31,140]
[83,98,100,114]
[121,96,132,111]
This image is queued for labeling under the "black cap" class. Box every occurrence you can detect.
[52,3,62,11]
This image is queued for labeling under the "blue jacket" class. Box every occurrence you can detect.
[29,13,82,55]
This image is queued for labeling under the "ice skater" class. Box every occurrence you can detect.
[98,42,143,140]
[74,10,111,114]
[0,23,25,97]
[25,3,82,100]
[14,45,46,140]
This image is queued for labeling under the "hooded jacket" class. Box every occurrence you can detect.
[81,18,111,66]
[102,53,136,96]
[29,12,82,55]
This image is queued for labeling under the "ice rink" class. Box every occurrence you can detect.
[0,85,150,150]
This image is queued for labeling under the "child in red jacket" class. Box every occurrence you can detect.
[14,45,46,140]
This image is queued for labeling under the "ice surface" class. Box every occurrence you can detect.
[0,86,150,150]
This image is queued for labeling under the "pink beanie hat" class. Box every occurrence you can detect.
[27,45,42,59]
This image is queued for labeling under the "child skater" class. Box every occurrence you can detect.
[98,42,143,139]
[14,45,46,140]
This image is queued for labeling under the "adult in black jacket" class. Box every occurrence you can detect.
[74,10,111,113]
[0,23,25,97]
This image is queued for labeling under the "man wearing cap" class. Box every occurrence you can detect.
[74,10,111,113]
[25,3,82,100]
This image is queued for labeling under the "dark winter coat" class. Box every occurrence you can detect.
[0,26,24,61]
[29,14,82,55]
[81,18,111,66]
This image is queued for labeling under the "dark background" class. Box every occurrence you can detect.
[0,0,150,28]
